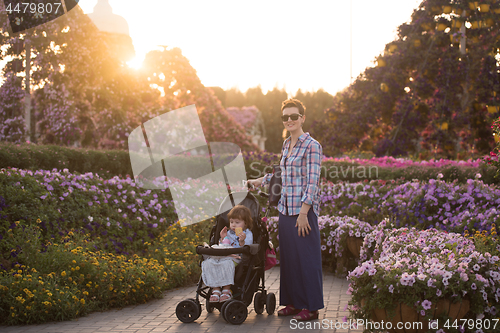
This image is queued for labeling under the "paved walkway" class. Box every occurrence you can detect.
[0,267,364,333]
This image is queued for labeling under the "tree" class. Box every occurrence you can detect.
[0,72,26,142]
[315,0,500,158]
[0,6,257,151]
[294,88,333,135]
[142,47,258,151]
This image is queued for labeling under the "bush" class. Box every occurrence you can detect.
[0,218,210,325]
[0,166,216,324]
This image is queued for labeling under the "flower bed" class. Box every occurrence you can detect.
[0,167,225,259]
[0,168,214,324]
[0,219,208,325]
[245,151,498,184]
[2,165,500,325]
[348,227,500,332]
[320,177,500,233]
[266,215,374,274]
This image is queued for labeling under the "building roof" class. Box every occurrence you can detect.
[87,0,130,36]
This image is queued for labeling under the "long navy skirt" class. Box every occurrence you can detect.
[278,209,324,311]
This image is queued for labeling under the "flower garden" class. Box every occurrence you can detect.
[0,150,499,331]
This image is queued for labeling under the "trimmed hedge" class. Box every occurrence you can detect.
[1,142,498,184]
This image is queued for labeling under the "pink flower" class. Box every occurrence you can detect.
[422,300,432,310]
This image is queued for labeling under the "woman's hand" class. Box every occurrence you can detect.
[220,226,228,239]
[296,214,311,237]
[247,178,262,189]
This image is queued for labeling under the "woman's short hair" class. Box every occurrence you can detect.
[227,205,254,231]
[281,98,306,115]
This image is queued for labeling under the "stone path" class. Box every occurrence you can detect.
[0,266,364,333]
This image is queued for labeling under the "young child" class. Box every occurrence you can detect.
[201,205,254,303]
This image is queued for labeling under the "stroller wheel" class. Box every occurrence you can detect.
[253,292,265,314]
[223,300,248,325]
[220,299,233,321]
[266,293,276,315]
[176,299,201,323]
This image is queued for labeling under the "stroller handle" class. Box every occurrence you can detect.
[258,191,269,198]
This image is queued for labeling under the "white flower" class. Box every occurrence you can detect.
[437,173,443,179]
[88,216,93,222]
[475,173,481,179]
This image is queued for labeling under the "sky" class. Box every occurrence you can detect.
[32,1,425,96]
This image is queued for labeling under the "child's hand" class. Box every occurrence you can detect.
[220,226,228,239]
[238,231,246,242]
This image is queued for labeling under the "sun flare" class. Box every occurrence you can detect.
[126,56,143,70]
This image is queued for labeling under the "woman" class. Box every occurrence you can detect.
[248,98,323,321]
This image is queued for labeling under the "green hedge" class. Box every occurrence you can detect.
[2,142,498,184]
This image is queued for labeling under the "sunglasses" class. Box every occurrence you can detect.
[281,114,302,122]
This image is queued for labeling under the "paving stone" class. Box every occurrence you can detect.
[0,267,362,333]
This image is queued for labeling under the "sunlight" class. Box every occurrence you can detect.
[126,56,143,70]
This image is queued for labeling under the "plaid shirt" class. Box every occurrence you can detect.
[262,132,322,216]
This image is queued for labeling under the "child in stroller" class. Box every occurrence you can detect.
[202,204,254,303]
[175,191,276,325]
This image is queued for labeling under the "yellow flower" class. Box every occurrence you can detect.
[80,299,85,305]
[83,291,89,296]
[61,271,66,277]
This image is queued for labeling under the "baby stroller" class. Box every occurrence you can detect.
[175,190,276,325]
